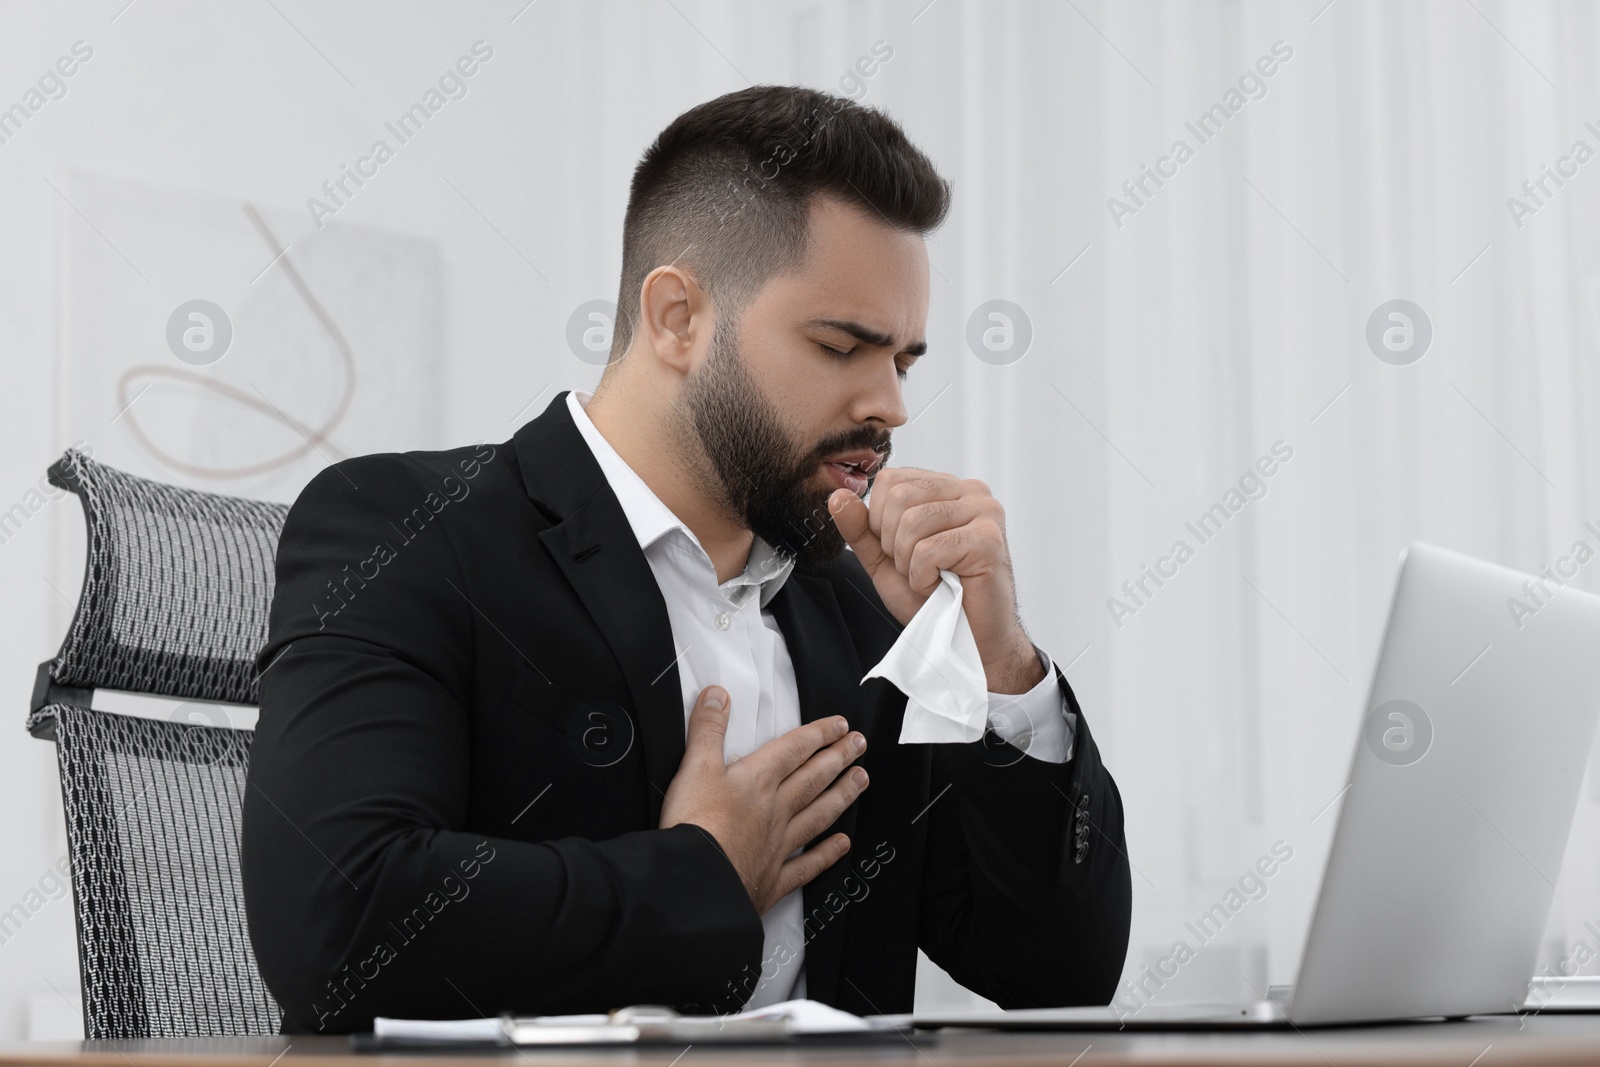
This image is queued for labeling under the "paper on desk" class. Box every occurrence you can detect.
[373,1016,510,1042]
[861,568,989,744]
[374,999,871,1040]
[722,997,870,1032]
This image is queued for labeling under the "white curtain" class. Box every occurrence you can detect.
[849,0,1600,1005]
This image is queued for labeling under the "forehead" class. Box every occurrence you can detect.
[750,194,930,338]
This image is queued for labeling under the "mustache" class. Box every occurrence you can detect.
[809,429,893,465]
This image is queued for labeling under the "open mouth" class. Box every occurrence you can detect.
[823,458,875,496]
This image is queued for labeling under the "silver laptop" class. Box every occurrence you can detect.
[917,542,1600,1030]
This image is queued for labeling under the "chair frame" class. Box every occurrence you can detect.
[27,448,285,1039]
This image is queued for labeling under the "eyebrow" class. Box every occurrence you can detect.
[801,318,927,357]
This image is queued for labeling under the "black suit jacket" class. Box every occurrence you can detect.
[241,391,1131,1033]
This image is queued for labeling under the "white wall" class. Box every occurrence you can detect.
[2,0,1599,1039]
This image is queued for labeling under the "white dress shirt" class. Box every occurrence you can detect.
[564,389,1075,1009]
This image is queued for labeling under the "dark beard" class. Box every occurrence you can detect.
[676,318,891,573]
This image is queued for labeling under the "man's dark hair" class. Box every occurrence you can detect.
[608,84,951,362]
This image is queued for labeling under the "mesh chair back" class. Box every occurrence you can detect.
[42,447,288,707]
[28,448,289,1039]
[41,702,283,1037]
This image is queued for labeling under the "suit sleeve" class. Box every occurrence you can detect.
[241,454,763,1033]
[917,662,1132,1008]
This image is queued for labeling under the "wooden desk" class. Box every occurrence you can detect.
[4,1014,1600,1067]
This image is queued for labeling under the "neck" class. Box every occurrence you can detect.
[583,381,754,585]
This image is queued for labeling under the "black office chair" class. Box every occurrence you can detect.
[27,447,288,1039]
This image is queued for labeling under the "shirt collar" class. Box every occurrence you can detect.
[565,390,795,608]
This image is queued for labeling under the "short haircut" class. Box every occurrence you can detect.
[608,84,951,362]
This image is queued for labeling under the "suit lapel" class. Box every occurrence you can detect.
[766,570,868,1008]
[518,392,686,828]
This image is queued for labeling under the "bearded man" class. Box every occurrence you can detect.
[241,84,1130,1035]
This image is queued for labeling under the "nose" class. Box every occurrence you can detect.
[852,358,909,429]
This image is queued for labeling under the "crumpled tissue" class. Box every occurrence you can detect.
[860,568,990,743]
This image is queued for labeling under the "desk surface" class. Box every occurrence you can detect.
[4,1014,1600,1067]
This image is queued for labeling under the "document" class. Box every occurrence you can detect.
[363,998,923,1048]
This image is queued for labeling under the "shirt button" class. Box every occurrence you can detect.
[1014,731,1032,749]
[714,612,731,630]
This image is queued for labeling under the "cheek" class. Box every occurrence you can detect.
[781,378,854,443]
[742,336,853,457]
[775,360,833,411]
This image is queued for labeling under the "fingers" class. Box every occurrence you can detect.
[828,490,889,572]
[904,523,1005,598]
[749,714,850,782]
[876,473,988,576]
[768,834,851,906]
[834,471,1000,587]
[890,496,1003,579]
[777,729,866,813]
[784,764,869,854]
[869,468,949,563]
[683,685,731,766]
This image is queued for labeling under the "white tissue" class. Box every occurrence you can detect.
[860,568,990,743]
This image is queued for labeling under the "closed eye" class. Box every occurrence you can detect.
[818,341,911,381]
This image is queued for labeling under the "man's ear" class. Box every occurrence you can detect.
[637,264,710,377]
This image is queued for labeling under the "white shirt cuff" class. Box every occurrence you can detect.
[985,644,1077,763]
